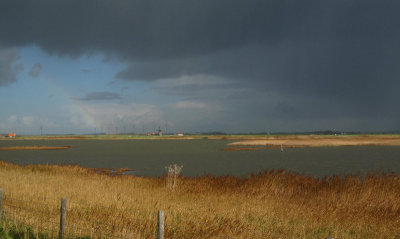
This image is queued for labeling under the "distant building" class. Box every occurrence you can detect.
[7,133,16,138]
[176,132,184,136]
[158,129,163,136]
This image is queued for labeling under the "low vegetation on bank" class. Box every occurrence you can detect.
[0,161,399,238]
[0,146,72,151]
[229,135,400,147]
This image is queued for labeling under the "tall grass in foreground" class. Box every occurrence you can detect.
[0,161,399,239]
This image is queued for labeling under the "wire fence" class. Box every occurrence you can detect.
[0,189,274,239]
[0,189,160,239]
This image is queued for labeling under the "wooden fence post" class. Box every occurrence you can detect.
[59,198,67,239]
[157,210,164,239]
[0,188,3,222]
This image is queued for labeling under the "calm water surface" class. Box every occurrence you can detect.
[1,139,400,177]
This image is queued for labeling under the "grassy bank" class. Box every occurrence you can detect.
[0,146,72,151]
[0,161,399,238]
[229,134,400,147]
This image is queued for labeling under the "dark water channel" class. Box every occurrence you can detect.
[1,139,400,177]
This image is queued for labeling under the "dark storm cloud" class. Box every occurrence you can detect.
[2,0,398,60]
[1,0,399,130]
[0,0,285,59]
[28,63,42,78]
[0,49,24,86]
[74,91,122,101]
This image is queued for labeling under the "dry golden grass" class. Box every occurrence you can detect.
[221,145,303,151]
[230,135,400,147]
[0,161,399,238]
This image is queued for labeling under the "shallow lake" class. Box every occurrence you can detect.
[1,139,400,177]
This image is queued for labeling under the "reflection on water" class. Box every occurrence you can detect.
[0,139,399,177]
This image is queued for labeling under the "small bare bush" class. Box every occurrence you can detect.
[165,164,183,190]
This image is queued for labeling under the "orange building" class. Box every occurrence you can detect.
[8,133,16,138]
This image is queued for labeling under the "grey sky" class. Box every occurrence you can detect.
[75,91,122,101]
[0,49,24,86]
[28,63,42,78]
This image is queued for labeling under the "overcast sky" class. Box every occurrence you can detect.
[0,0,399,134]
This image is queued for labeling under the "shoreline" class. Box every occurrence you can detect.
[1,134,399,142]
[0,145,72,151]
[228,135,400,147]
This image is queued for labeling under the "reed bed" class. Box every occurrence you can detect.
[0,161,399,238]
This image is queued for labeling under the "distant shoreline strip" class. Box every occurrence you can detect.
[0,146,72,151]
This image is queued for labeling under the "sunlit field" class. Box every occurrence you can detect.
[0,161,399,238]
